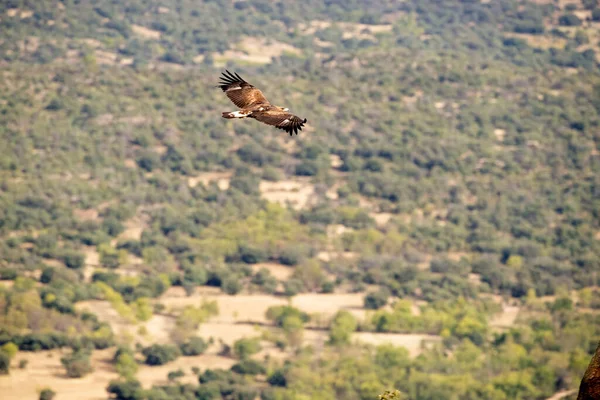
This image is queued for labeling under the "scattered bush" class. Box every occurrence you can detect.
[61,350,93,378]
[39,388,56,400]
[364,288,390,310]
[231,359,266,375]
[142,344,181,366]
[179,336,208,356]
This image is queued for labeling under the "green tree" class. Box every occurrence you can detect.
[115,352,138,379]
[142,344,181,366]
[106,379,144,400]
[179,336,208,356]
[328,310,357,345]
[233,337,262,360]
[1,342,18,359]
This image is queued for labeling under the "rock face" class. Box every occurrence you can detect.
[578,341,600,400]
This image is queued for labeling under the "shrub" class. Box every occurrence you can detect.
[222,276,243,295]
[179,336,208,356]
[513,21,544,34]
[233,337,261,360]
[231,359,266,375]
[266,305,310,327]
[142,344,181,366]
[195,382,221,400]
[167,368,185,381]
[115,348,138,379]
[62,250,85,269]
[0,268,18,280]
[278,245,308,266]
[283,278,304,297]
[61,350,93,378]
[106,379,143,400]
[0,351,10,375]
[237,244,267,264]
[364,289,390,310]
[321,280,335,293]
[328,311,358,345]
[559,14,582,26]
[267,369,287,387]
[295,161,319,176]
[39,388,56,400]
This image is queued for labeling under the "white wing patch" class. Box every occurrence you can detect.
[280,119,290,125]
[226,86,242,92]
[229,111,250,118]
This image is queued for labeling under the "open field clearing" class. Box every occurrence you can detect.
[0,348,118,400]
[209,37,302,66]
[251,262,294,280]
[157,291,368,324]
[353,332,441,357]
[187,171,232,190]
[0,349,235,400]
[490,305,521,329]
[259,178,316,210]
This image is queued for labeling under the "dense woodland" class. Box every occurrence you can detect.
[0,0,599,399]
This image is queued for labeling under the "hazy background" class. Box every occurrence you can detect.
[0,1,599,400]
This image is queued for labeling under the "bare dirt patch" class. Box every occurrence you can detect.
[0,348,236,400]
[118,216,146,242]
[298,21,392,40]
[251,262,294,281]
[211,37,302,66]
[94,114,114,126]
[494,128,506,142]
[329,154,343,168]
[84,247,100,267]
[0,348,118,400]
[326,224,353,238]
[352,333,441,357]
[490,305,521,329]
[545,389,577,400]
[259,178,315,210]
[132,24,161,39]
[370,212,393,227]
[198,322,264,345]
[158,292,369,325]
[317,250,357,262]
[188,171,232,190]
[160,294,286,324]
[117,116,148,126]
[74,208,100,221]
[94,50,118,65]
[504,33,567,50]
[81,38,103,49]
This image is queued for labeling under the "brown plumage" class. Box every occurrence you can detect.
[578,341,600,400]
[218,70,307,136]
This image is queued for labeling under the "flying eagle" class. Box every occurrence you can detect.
[219,70,307,136]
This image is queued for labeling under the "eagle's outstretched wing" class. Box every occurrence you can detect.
[218,70,270,109]
[252,109,307,136]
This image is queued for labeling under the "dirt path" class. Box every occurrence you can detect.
[545,389,577,400]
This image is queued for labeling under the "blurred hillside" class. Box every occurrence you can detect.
[0,1,599,400]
